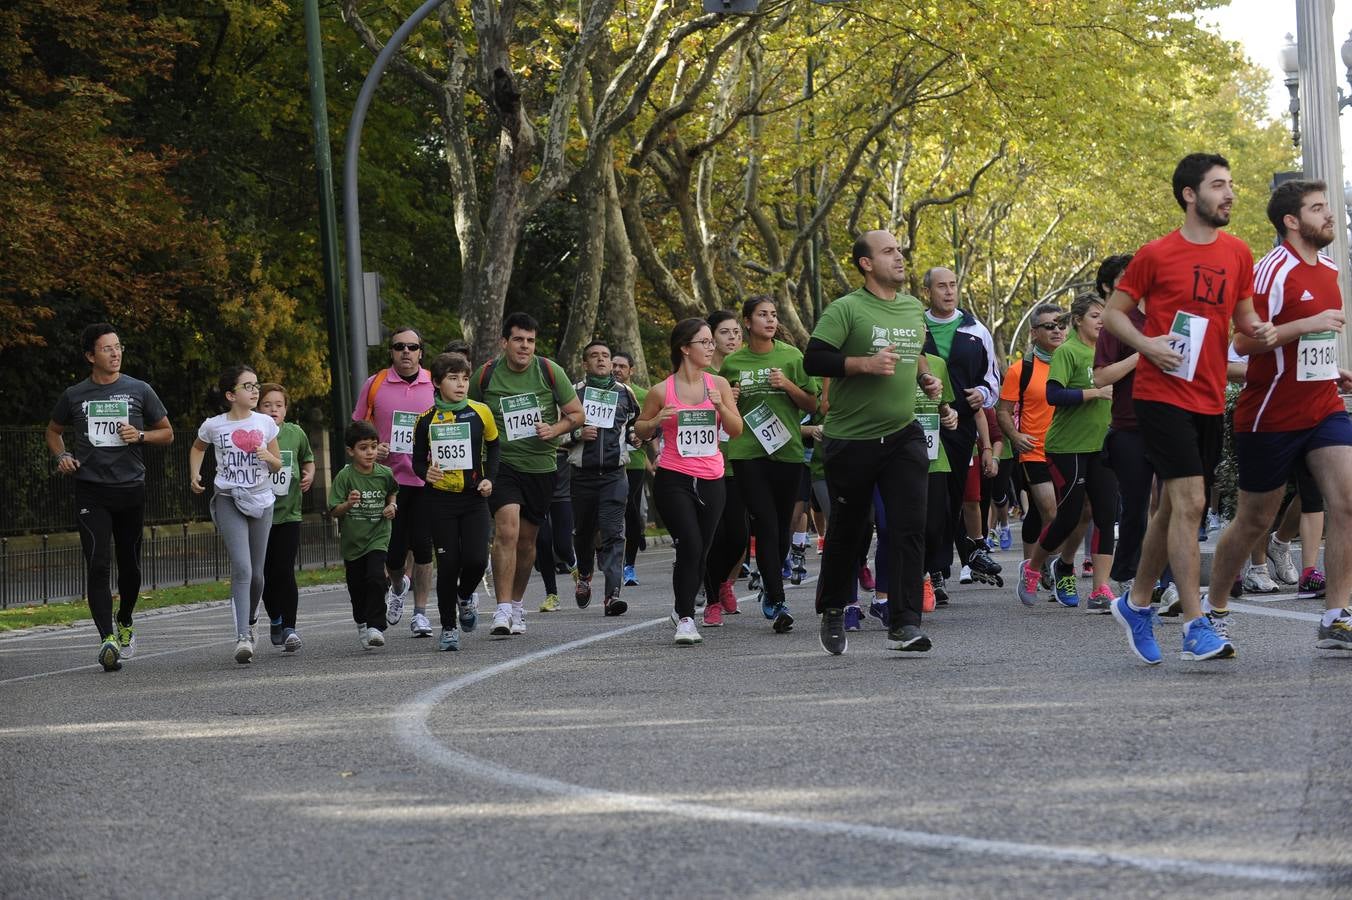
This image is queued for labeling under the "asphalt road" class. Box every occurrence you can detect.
[2,541,1349,899]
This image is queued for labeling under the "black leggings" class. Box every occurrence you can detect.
[732,458,801,604]
[428,492,491,629]
[654,468,726,619]
[1041,451,1118,557]
[624,468,647,566]
[262,520,301,628]
[345,550,388,630]
[924,470,950,575]
[990,457,1015,508]
[75,482,144,639]
[704,474,749,597]
[1104,429,1152,582]
[534,499,575,595]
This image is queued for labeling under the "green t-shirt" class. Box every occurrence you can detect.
[624,384,650,471]
[469,356,578,474]
[720,340,817,463]
[328,463,398,561]
[1044,331,1110,453]
[810,286,927,440]
[914,354,955,474]
[271,422,315,525]
[925,311,962,360]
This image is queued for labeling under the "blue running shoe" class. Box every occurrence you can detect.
[1110,593,1162,665]
[867,599,890,628]
[998,525,1012,551]
[781,557,793,580]
[458,595,479,633]
[771,602,794,633]
[1054,568,1080,607]
[623,564,638,587]
[843,605,863,632]
[760,589,775,620]
[1181,617,1235,661]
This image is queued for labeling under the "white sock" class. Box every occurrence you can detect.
[497,602,512,615]
[792,532,807,547]
[1200,593,1212,615]
[512,600,524,614]
[1322,608,1346,627]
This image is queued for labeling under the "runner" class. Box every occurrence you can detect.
[1201,178,1352,651]
[918,353,959,615]
[328,421,399,651]
[720,295,819,633]
[611,350,653,587]
[469,312,583,637]
[702,310,750,623]
[568,340,642,616]
[1014,294,1119,612]
[804,229,942,655]
[411,352,499,651]
[635,318,743,644]
[46,323,173,672]
[533,449,576,612]
[189,365,283,664]
[258,383,315,651]
[351,327,436,637]
[1104,152,1275,664]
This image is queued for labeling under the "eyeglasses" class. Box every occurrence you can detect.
[687,339,716,348]
[1032,322,1067,331]
[391,342,421,352]
[95,344,125,354]
[234,382,260,392]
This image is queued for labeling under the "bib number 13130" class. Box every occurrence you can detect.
[676,409,718,457]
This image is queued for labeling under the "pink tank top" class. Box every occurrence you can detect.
[657,373,725,479]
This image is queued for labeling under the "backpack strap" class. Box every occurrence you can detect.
[1016,355,1036,426]
[478,357,499,392]
[363,368,391,422]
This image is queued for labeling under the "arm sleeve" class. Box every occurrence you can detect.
[977,326,1000,407]
[804,338,848,377]
[1044,381,1085,407]
[411,412,432,481]
[484,439,501,482]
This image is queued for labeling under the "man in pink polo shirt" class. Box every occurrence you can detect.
[351,327,437,637]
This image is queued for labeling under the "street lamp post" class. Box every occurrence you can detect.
[1284,3,1352,372]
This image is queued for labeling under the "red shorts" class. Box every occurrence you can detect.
[964,454,982,503]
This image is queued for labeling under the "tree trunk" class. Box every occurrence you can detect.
[557,145,610,374]
[601,161,648,384]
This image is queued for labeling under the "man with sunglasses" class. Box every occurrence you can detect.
[46,323,174,671]
[352,326,437,637]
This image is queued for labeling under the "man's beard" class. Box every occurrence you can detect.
[1298,217,1335,249]
[1196,194,1230,228]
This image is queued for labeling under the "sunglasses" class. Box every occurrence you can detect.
[391,342,422,352]
[1033,322,1067,331]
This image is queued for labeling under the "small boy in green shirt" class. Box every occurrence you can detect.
[329,420,399,650]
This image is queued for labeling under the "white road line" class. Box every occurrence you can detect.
[1227,602,1321,623]
[393,617,1330,885]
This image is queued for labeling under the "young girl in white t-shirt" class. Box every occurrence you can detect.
[189,365,283,664]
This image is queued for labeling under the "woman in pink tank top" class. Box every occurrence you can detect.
[635,318,743,644]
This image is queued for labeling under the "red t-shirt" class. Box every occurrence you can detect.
[1232,242,1345,432]
[1116,229,1255,415]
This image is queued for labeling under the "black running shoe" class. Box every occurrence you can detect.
[886,625,932,652]
[819,608,847,655]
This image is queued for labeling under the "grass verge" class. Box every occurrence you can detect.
[0,567,345,633]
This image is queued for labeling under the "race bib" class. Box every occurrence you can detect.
[744,403,791,455]
[583,387,619,428]
[675,409,719,458]
[430,422,473,471]
[1164,311,1207,382]
[87,400,129,448]
[389,410,418,454]
[1297,330,1338,382]
[916,413,940,461]
[270,450,294,496]
[501,394,543,441]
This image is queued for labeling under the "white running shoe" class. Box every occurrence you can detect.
[674,617,703,645]
[234,634,254,664]
[510,607,527,635]
[490,605,512,636]
[1267,536,1298,585]
[959,564,973,585]
[283,628,302,652]
[116,624,136,660]
[359,625,385,650]
[410,612,433,636]
[385,576,409,625]
[1242,562,1279,594]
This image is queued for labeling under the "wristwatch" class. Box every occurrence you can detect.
[138,431,146,444]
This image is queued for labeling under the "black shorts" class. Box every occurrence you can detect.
[796,464,813,504]
[488,464,556,525]
[1233,413,1352,494]
[387,483,434,566]
[1135,399,1223,484]
[1019,459,1051,486]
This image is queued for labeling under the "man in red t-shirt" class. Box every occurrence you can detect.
[1103,152,1276,665]
[1206,180,1352,651]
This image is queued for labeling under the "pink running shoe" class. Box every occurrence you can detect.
[1016,560,1039,607]
[703,600,724,627]
[720,581,739,614]
[858,565,876,592]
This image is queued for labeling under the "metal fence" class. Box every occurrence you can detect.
[0,518,342,609]
[0,426,332,536]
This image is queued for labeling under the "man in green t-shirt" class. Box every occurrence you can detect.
[612,351,653,586]
[804,229,943,656]
[469,312,584,637]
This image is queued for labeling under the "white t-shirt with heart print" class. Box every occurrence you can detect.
[198,411,280,496]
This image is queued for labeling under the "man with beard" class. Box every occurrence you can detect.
[1203,180,1352,652]
[1104,153,1276,664]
